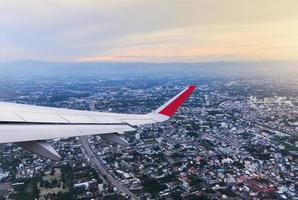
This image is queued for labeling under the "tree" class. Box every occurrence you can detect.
[141,175,166,194]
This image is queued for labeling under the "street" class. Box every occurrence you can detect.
[79,136,140,200]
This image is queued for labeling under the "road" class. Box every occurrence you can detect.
[79,136,140,200]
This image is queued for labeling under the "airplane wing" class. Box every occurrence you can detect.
[0,85,196,160]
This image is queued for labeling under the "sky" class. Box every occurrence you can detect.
[1,0,298,62]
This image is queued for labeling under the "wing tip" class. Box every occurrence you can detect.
[188,85,197,90]
[157,85,196,117]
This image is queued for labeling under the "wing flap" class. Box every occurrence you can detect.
[59,114,97,123]
[0,111,25,122]
[16,111,68,123]
[0,124,135,143]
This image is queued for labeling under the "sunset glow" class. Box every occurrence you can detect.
[1,0,298,62]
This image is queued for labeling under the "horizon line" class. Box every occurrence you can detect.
[1,59,298,65]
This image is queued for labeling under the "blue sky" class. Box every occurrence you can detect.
[1,0,298,62]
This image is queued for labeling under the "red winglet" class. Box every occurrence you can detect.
[158,85,196,117]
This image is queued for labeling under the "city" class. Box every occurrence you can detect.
[0,75,297,199]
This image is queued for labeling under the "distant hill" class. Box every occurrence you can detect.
[0,60,297,80]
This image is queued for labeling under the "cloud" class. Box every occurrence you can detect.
[1,0,298,62]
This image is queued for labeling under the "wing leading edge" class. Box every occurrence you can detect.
[0,85,196,160]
